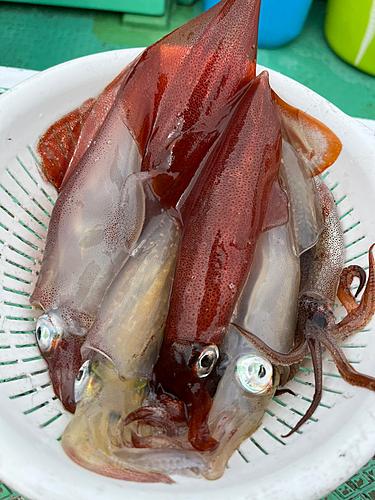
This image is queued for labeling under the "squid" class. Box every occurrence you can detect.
[117,128,326,477]
[61,213,182,483]
[236,177,375,436]
[195,153,325,480]
[31,0,263,411]
[124,70,286,452]
[32,0,343,413]
[31,110,146,412]
[119,209,300,479]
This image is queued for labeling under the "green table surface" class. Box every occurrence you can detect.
[0,0,374,498]
[0,0,374,118]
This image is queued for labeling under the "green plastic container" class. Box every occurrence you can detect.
[176,0,196,5]
[4,0,166,16]
[325,0,375,76]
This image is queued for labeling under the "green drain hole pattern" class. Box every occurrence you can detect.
[0,482,26,500]
[321,458,375,500]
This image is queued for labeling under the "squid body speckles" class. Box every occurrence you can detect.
[31,100,146,412]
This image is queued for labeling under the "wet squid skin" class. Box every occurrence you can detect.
[125,71,286,452]
[201,213,299,479]
[31,101,146,412]
[125,0,262,213]
[32,0,263,412]
[62,358,173,485]
[38,0,262,202]
[118,131,320,477]
[81,212,181,382]
[36,60,141,191]
[61,213,181,484]
[32,0,345,414]
[237,177,375,436]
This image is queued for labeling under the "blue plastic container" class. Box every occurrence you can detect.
[203,0,221,7]
[203,0,314,48]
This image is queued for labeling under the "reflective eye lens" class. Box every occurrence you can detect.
[196,345,219,378]
[236,355,273,394]
[74,360,92,403]
[35,315,55,352]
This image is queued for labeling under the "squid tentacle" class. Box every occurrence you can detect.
[233,324,309,366]
[157,394,187,423]
[274,388,295,397]
[334,244,375,338]
[123,407,182,437]
[317,328,375,390]
[281,337,323,438]
[130,432,192,450]
[337,265,367,313]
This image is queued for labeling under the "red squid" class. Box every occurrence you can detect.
[32,0,263,413]
[124,70,287,451]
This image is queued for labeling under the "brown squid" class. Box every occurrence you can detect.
[236,177,375,436]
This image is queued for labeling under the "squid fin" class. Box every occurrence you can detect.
[271,90,342,176]
[262,178,289,232]
[36,62,139,192]
[60,62,140,190]
[36,97,96,190]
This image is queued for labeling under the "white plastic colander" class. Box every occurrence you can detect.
[0,49,375,500]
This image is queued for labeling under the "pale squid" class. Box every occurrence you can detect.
[61,213,181,483]
[31,106,145,412]
[202,230,297,480]
[236,177,375,436]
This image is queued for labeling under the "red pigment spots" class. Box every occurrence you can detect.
[152,73,282,451]
[164,73,282,347]
[119,0,261,210]
[37,98,95,190]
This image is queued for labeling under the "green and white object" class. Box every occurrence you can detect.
[325,0,375,76]
[4,0,166,16]
[0,49,375,500]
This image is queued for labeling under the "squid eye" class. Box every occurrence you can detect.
[74,360,92,403]
[196,345,219,378]
[236,355,273,394]
[36,315,59,352]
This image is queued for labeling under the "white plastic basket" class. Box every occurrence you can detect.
[0,49,375,500]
